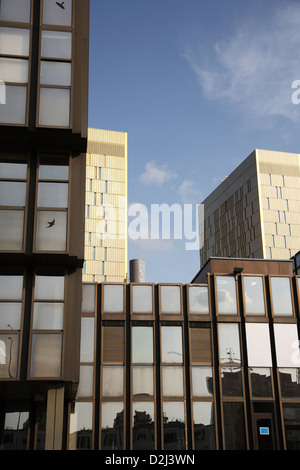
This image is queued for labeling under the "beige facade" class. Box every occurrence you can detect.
[83,128,128,282]
[200,149,300,266]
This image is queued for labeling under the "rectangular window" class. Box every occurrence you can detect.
[68,402,93,450]
[216,276,238,315]
[42,0,72,27]
[243,276,266,316]
[0,160,27,251]
[223,402,247,449]
[131,284,153,314]
[159,285,182,314]
[102,284,124,314]
[270,277,293,316]
[193,402,216,450]
[274,324,300,367]
[162,402,186,450]
[132,402,155,450]
[188,285,209,315]
[0,0,31,23]
[100,402,124,450]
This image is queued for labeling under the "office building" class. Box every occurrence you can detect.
[70,257,300,450]
[0,0,89,450]
[200,149,300,267]
[84,128,128,283]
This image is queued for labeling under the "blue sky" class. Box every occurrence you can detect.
[88,0,300,283]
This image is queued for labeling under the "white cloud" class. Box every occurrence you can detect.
[139,160,178,185]
[178,179,203,204]
[183,3,300,122]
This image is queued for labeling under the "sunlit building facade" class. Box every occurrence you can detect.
[0,0,89,450]
[200,149,300,267]
[70,257,300,450]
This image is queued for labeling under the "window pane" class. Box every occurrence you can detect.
[0,210,24,250]
[131,284,153,314]
[0,162,27,179]
[193,402,216,450]
[223,402,247,450]
[36,210,67,251]
[274,323,300,367]
[0,58,28,83]
[0,85,27,124]
[39,163,69,181]
[0,27,30,56]
[279,369,300,398]
[41,30,72,59]
[132,402,155,450]
[270,277,293,316]
[34,275,65,300]
[2,411,29,450]
[160,285,181,314]
[103,284,124,314]
[0,275,23,299]
[243,276,265,315]
[0,181,26,206]
[77,365,94,398]
[132,366,154,397]
[32,302,64,330]
[42,0,72,26]
[250,368,273,398]
[162,366,184,397]
[282,404,300,450]
[245,323,272,367]
[0,302,22,329]
[163,402,185,450]
[102,326,124,363]
[221,367,243,397]
[82,284,95,313]
[37,182,68,208]
[161,326,183,363]
[191,366,214,397]
[39,88,70,127]
[30,333,62,377]
[218,323,241,365]
[101,402,124,450]
[188,285,209,314]
[0,334,19,378]
[0,0,31,23]
[80,317,94,363]
[69,402,93,450]
[132,326,153,363]
[40,60,71,86]
[190,328,212,363]
[216,276,237,315]
[102,366,124,397]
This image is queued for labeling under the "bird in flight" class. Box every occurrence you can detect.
[47,219,55,228]
[56,1,65,9]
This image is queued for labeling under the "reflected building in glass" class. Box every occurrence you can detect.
[0,0,89,451]
[70,256,300,451]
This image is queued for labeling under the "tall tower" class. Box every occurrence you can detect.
[0,0,89,450]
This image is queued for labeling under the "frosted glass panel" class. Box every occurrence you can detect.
[34,275,65,300]
[132,326,153,363]
[80,318,94,363]
[36,210,67,251]
[245,323,272,367]
[77,366,94,398]
[40,61,71,86]
[161,326,183,363]
[103,284,124,313]
[160,285,181,314]
[162,366,184,397]
[0,275,23,299]
[32,302,64,330]
[0,58,28,83]
[0,27,30,56]
[39,163,69,180]
[42,0,72,26]
[131,284,153,313]
[39,88,70,127]
[0,210,24,250]
[0,85,27,124]
[0,303,22,330]
[132,366,154,397]
[0,181,26,206]
[271,277,293,316]
[102,366,124,397]
[0,162,27,179]
[274,324,300,367]
[37,182,68,208]
[82,284,95,313]
[41,30,72,59]
[0,0,31,23]
[30,334,62,377]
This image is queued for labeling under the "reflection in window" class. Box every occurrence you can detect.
[101,402,124,450]
[1,411,29,450]
[245,323,272,367]
[243,276,265,315]
[103,284,124,314]
[163,402,186,450]
[279,369,300,398]
[221,367,243,397]
[193,402,216,450]
[216,276,237,315]
[270,277,293,316]
[132,402,155,450]
[274,324,300,367]
[223,402,247,450]
[131,284,153,314]
[43,0,72,26]
[132,366,154,397]
[160,285,181,314]
[282,404,300,450]
[188,285,209,314]
[191,366,213,397]
[69,402,93,450]
[218,323,241,365]
[161,326,183,363]
[250,368,273,398]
